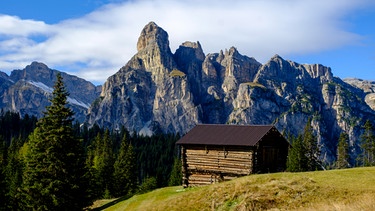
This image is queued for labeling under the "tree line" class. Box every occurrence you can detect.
[0,74,181,210]
[286,118,375,172]
[1,73,374,210]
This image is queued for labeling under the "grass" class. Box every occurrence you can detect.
[169,69,186,77]
[242,82,266,89]
[95,167,375,210]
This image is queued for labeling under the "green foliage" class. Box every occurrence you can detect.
[168,156,182,186]
[88,129,115,198]
[286,135,308,172]
[21,73,92,210]
[169,69,186,77]
[243,82,266,89]
[0,111,37,145]
[303,119,321,171]
[113,134,137,197]
[287,119,322,172]
[0,91,180,206]
[3,137,24,210]
[138,177,158,194]
[0,137,6,209]
[336,132,350,169]
[359,120,375,166]
[133,133,178,188]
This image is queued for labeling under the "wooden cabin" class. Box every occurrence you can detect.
[176,124,289,187]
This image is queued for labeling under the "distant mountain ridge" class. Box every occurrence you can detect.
[86,22,375,163]
[0,62,101,122]
[1,22,374,163]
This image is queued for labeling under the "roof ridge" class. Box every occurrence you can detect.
[197,124,274,127]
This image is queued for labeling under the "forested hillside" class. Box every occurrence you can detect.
[0,75,180,210]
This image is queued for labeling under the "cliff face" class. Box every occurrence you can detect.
[0,62,101,122]
[87,22,200,135]
[87,22,375,162]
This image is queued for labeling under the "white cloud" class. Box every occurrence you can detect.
[0,0,373,83]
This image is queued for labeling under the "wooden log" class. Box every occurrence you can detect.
[187,166,250,175]
[186,156,252,164]
[186,158,252,167]
[186,160,252,169]
[186,149,252,156]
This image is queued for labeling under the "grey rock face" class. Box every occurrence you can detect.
[87,22,375,163]
[0,62,101,122]
[344,78,375,111]
[87,22,200,135]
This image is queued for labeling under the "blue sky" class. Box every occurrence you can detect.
[0,0,374,84]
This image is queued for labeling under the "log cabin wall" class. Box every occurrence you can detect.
[254,129,289,173]
[182,145,255,187]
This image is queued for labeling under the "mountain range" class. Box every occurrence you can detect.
[0,62,101,122]
[1,22,375,163]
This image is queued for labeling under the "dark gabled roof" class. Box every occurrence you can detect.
[176,124,278,146]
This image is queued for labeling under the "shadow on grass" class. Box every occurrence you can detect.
[91,194,132,211]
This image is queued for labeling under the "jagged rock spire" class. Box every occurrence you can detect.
[137,21,170,53]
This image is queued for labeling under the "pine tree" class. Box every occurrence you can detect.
[168,156,182,186]
[0,137,7,209]
[5,137,24,210]
[113,134,137,197]
[336,132,350,169]
[303,119,320,171]
[286,135,308,172]
[21,73,91,210]
[360,120,375,166]
[92,129,114,198]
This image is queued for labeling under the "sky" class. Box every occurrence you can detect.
[0,0,374,85]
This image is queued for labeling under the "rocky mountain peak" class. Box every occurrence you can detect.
[177,41,205,61]
[303,64,333,82]
[136,21,170,53]
[1,62,100,122]
[225,47,239,56]
[344,78,375,110]
[10,61,54,85]
[87,22,375,163]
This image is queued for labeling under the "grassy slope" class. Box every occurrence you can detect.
[99,167,375,211]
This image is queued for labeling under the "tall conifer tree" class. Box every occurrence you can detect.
[360,120,375,166]
[21,73,91,210]
[0,137,6,209]
[303,119,320,171]
[336,132,350,169]
[113,134,137,197]
[92,129,114,198]
[286,135,308,172]
[168,156,182,186]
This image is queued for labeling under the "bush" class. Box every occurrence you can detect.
[138,177,158,194]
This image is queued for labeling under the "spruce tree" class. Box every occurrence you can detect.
[303,119,320,171]
[360,120,375,166]
[21,73,91,210]
[336,132,350,169]
[0,137,6,209]
[92,129,114,198]
[286,135,308,172]
[168,156,182,186]
[113,134,137,197]
[5,137,24,210]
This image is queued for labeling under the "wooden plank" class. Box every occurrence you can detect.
[186,149,252,156]
[186,160,252,168]
[186,154,253,162]
[186,157,252,166]
[187,166,251,175]
[186,162,252,171]
[186,156,252,164]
